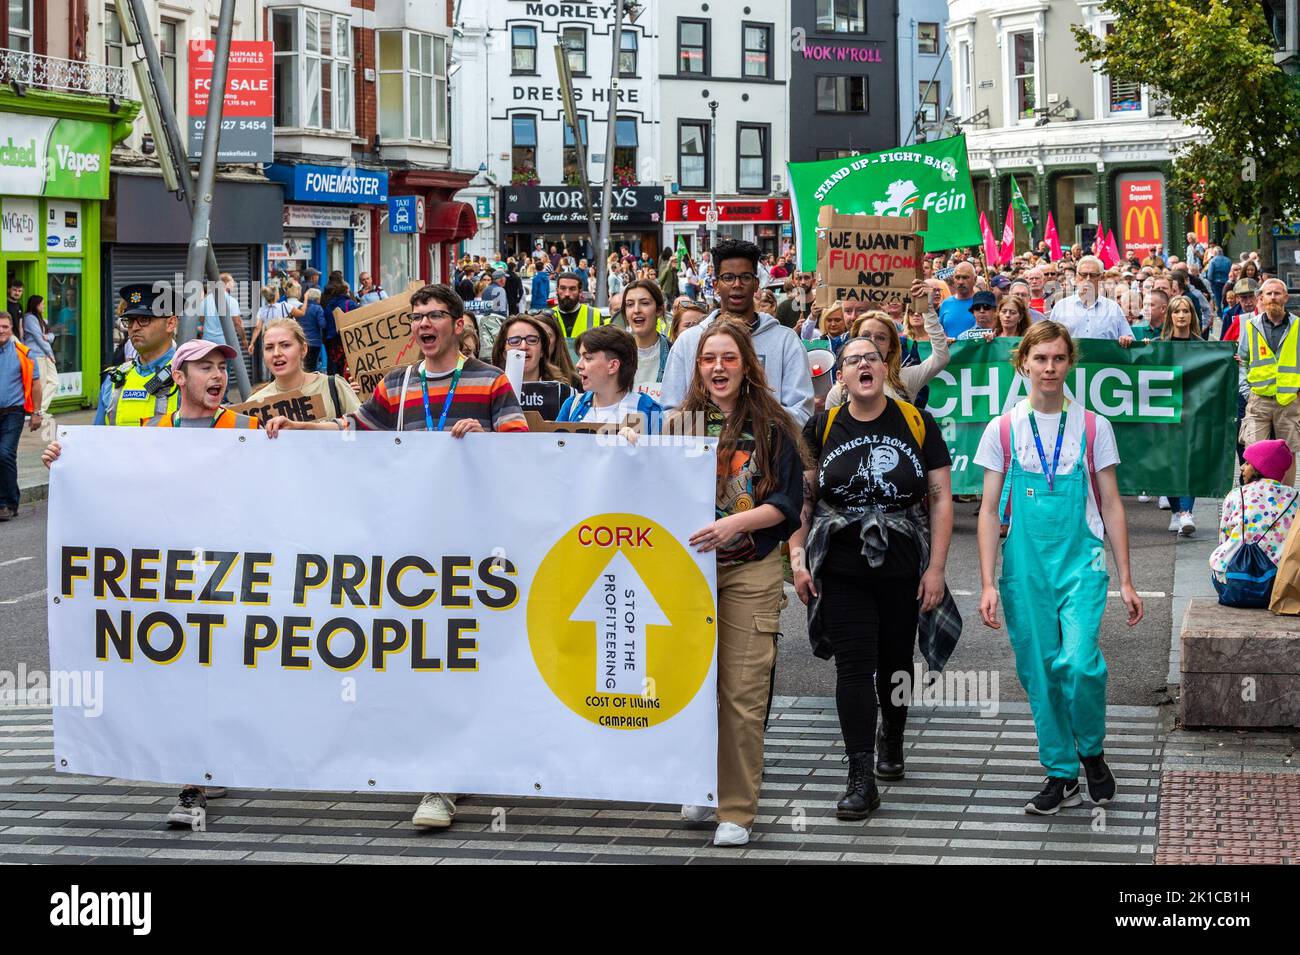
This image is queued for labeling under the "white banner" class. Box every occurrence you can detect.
[48,427,720,805]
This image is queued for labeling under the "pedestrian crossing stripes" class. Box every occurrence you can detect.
[0,698,1161,864]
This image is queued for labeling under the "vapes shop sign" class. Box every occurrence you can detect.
[0,113,110,200]
[502,186,664,227]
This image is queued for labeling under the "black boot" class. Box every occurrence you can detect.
[875,720,905,780]
[836,751,881,820]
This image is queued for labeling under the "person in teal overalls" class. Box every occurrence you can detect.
[975,321,1144,815]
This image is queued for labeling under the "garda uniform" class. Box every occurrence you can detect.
[1240,310,1300,452]
[98,284,180,427]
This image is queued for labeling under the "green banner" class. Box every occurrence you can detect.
[0,111,110,200]
[787,134,981,272]
[927,339,1239,496]
[1010,177,1035,232]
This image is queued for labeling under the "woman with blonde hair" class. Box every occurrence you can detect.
[801,300,849,353]
[249,317,361,419]
[825,281,949,408]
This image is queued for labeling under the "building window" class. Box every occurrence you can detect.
[816,75,868,112]
[917,22,940,55]
[378,31,446,143]
[678,19,708,75]
[737,124,768,193]
[918,81,941,124]
[160,20,180,113]
[959,41,973,117]
[273,8,354,132]
[742,23,772,79]
[512,25,537,74]
[678,120,709,190]
[614,117,638,184]
[563,116,589,184]
[561,26,587,75]
[817,148,857,161]
[511,115,538,184]
[817,0,866,33]
[4,0,32,52]
[619,30,638,76]
[105,8,125,68]
[1011,31,1036,121]
[1103,22,1142,113]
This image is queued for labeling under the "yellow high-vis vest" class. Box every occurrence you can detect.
[105,361,181,426]
[1245,317,1300,405]
[554,303,604,339]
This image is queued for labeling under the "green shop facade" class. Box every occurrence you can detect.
[0,90,136,413]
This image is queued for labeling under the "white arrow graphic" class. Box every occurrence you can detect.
[569,551,671,696]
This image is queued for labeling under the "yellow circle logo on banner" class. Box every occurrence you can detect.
[527,512,715,729]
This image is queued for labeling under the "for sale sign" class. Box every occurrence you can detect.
[187,40,274,163]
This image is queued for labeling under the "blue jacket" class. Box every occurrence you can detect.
[300,302,326,346]
[530,272,551,310]
[557,390,662,432]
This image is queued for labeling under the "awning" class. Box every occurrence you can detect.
[425,201,477,242]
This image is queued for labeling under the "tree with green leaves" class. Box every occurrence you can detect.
[1074,2,1300,269]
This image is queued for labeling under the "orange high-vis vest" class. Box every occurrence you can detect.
[7,340,35,413]
[146,408,261,429]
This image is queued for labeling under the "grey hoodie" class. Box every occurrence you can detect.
[660,310,815,426]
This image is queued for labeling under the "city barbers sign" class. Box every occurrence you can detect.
[502,186,664,227]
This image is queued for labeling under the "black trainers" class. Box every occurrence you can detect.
[1081,753,1117,805]
[165,785,207,829]
[836,751,881,820]
[1024,777,1082,815]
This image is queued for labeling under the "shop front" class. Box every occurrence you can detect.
[265,162,388,288]
[664,197,792,258]
[499,185,664,263]
[386,168,477,287]
[0,105,128,412]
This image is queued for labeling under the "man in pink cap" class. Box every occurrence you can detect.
[141,339,259,429]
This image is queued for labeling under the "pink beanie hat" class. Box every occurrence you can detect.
[1244,439,1294,481]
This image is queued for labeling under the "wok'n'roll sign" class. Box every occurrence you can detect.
[815,207,926,308]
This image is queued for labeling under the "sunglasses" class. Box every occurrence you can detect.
[698,353,741,368]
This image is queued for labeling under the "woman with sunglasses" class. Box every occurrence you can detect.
[791,335,954,818]
[491,314,576,420]
[673,319,805,847]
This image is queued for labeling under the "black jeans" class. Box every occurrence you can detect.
[0,409,24,511]
[819,568,920,754]
[305,345,322,374]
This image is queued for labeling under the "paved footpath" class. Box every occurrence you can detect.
[0,698,1160,865]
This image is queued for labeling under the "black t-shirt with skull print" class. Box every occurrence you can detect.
[802,399,951,578]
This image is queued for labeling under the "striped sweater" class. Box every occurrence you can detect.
[349,358,528,432]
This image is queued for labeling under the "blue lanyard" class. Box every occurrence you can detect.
[419,357,465,432]
[1026,402,1068,492]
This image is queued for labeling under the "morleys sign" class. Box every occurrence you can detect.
[501,185,664,227]
[267,163,389,205]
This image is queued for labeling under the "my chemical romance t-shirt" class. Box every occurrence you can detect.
[803,399,951,577]
[519,380,576,421]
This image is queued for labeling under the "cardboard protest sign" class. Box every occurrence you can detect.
[335,281,425,398]
[815,207,926,308]
[228,387,328,424]
[523,411,647,435]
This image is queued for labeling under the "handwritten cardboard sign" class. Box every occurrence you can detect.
[815,207,926,308]
[335,281,425,398]
[228,387,328,424]
[523,411,647,435]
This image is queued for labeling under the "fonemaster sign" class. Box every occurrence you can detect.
[267,163,389,204]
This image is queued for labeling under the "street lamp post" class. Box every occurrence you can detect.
[707,99,718,252]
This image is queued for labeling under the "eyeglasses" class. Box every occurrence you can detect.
[718,272,757,286]
[410,309,453,324]
[842,353,885,368]
[124,315,162,327]
[698,353,741,368]
[505,335,542,346]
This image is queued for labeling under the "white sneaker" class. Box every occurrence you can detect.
[1169,513,1181,532]
[681,804,715,823]
[412,792,456,829]
[1137,494,1151,503]
[1157,496,1171,510]
[1179,512,1197,537]
[713,821,750,846]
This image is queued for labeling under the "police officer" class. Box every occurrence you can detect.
[96,284,180,427]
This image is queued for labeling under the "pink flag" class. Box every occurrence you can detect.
[1105,228,1123,269]
[979,211,998,266]
[1091,227,1103,259]
[998,205,1016,266]
[1045,211,1062,262]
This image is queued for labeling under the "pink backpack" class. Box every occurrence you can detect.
[1000,407,1102,525]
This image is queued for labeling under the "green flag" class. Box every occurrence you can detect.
[786,134,981,271]
[1010,177,1035,232]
